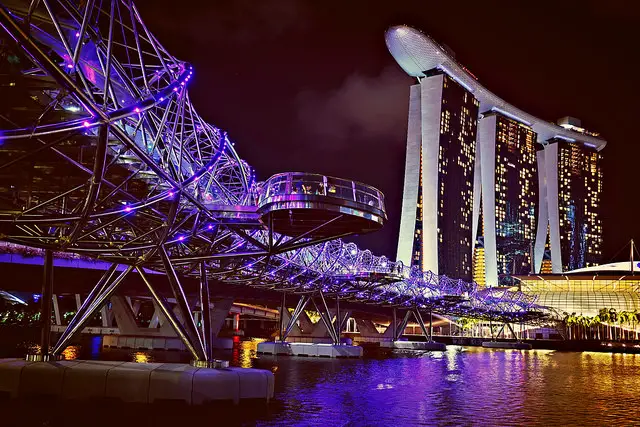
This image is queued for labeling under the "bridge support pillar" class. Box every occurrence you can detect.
[52,294,62,326]
[39,250,53,357]
[51,264,133,356]
[199,263,213,362]
[110,295,141,335]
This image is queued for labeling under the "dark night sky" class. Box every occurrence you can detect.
[137,0,639,262]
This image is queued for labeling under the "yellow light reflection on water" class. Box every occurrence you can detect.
[231,337,266,368]
[132,351,152,363]
[62,345,79,360]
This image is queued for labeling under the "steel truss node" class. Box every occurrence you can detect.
[0,0,554,359]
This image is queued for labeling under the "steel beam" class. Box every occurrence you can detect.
[52,265,132,355]
[413,310,431,341]
[199,262,213,361]
[137,267,201,361]
[159,245,205,360]
[282,295,310,341]
[40,250,54,354]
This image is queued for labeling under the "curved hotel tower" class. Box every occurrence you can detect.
[386,26,606,286]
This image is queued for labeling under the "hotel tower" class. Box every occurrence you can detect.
[386,26,606,286]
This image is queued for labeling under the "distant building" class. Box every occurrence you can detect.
[386,25,606,284]
[516,262,640,317]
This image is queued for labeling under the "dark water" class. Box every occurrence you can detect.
[3,338,640,426]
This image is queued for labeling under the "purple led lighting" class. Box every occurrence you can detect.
[66,63,73,69]
[124,206,132,212]
[178,236,185,241]
[82,121,90,128]
[207,224,213,230]
[75,32,80,37]
[159,97,164,102]
[134,107,140,113]
[168,191,174,197]
[173,87,178,92]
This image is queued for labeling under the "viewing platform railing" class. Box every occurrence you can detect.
[258,172,385,212]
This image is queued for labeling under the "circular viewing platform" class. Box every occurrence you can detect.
[258,173,386,238]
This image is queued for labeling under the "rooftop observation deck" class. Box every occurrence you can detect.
[257,172,386,238]
[385,25,607,151]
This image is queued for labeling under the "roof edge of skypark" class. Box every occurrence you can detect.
[384,25,607,151]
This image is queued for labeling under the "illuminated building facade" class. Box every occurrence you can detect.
[476,112,538,286]
[396,72,478,281]
[535,133,603,273]
[386,25,606,283]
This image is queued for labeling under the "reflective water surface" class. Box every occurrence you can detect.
[4,339,640,426]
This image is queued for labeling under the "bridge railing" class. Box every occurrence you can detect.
[259,172,385,211]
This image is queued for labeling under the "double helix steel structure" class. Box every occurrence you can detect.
[0,0,551,362]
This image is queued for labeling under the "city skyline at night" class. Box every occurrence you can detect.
[386,26,605,285]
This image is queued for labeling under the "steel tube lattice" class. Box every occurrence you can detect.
[0,0,554,358]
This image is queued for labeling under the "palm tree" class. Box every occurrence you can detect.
[609,308,618,340]
[598,308,609,340]
[591,315,601,340]
[563,312,578,340]
[576,315,586,340]
[621,311,633,341]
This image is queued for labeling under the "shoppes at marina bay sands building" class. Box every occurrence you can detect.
[387,25,605,288]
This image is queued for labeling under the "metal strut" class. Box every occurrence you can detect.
[199,262,213,361]
[312,294,339,344]
[159,246,205,360]
[137,267,202,361]
[413,310,431,342]
[394,310,412,341]
[282,295,310,341]
[278,292,286,342]
[52,265,133,355]
[40,250,54,355]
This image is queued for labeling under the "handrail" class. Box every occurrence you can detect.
[258,172,385,211]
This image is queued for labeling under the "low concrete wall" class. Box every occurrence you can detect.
[0,359,273,404]
[256,342,362,358]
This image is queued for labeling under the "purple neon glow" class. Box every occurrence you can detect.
[82,121,90,127]
[75,32,80,37]
[124,206,132,212]
[134,107,140,113]
[207,224,213,230]
[178,236,185,241]
[66,63,73,69]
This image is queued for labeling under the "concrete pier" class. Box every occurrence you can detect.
[482,341,532,350]
[257,342,362,358]
[102,335,234,351]
[380,341,447,351]
[0,359,273,404]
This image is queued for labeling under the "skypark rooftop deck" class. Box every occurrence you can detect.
[385,25,607,150]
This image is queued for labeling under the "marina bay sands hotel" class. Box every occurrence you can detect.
[387,26,605,286]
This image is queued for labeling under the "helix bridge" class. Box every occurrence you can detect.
[0,0,553,361]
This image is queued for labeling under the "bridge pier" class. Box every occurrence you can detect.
[257,294,362,358]
[39,250,53,358]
